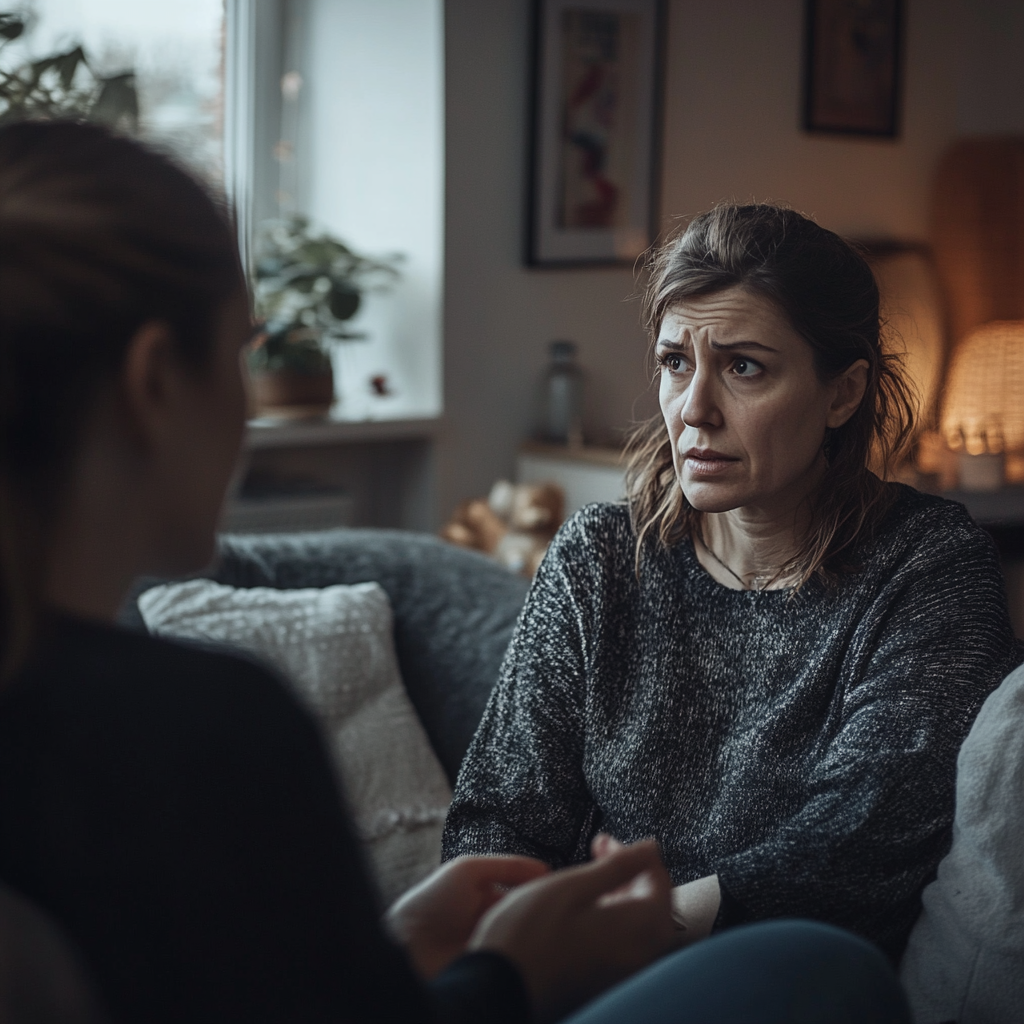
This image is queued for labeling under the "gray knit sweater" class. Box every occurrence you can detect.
[441,485,1020,959]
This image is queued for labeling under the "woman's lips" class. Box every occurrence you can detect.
[683,448,739,476]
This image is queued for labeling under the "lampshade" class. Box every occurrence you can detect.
[941,321,1024,456]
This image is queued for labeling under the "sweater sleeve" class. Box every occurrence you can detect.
[27,648,436,1024]
[429,951,532,1024]
[442,517,599,866]
[713,524,1019,960]
[1,625,482,1024]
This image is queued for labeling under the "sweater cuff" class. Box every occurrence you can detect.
[712,875,754,932]
[428,950,532,1024]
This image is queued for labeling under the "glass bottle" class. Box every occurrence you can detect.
[541,340,584,446]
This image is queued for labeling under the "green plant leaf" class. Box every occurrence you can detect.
[251,214,402,337]
[0,13,25,40]
[91,72,138,130]
[328,281,360,321]
[283,271,320,293]
[55,46,87,89]
[247,328,331,374]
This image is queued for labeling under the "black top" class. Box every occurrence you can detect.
[442,486,1021,960]
[0,616,529,1024]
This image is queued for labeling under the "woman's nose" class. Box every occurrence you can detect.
[681,366,723,429]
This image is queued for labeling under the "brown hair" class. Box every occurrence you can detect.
[0,121,242,676]
[626,203,916,587]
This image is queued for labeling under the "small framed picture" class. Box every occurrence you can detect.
[527,0,665,267]
[803,0,903,138]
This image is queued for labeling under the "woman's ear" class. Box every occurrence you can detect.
[826,359,870,429]
[120,320,183,449]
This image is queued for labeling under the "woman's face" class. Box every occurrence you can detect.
[152,290,251,574]
[656,286,864,517]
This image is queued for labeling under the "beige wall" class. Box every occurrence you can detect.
[660,1,956,240]
[439,0,1024,522]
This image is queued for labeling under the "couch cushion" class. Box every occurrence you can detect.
[120,529,530,784]
[900,660,1024,1022]
[137,578,453,907]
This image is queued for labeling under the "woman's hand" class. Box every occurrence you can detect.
[468,835,678,1022]
[594,833,720,944]
[384,855,550,979]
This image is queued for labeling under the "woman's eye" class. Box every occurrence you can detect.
[659,353,688,373]
[732,358,761,377]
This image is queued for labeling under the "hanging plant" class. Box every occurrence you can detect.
[0,11,138,131]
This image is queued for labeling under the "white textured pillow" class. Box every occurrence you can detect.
[137,578,452,906]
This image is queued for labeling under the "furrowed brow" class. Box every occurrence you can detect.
[709,339,777,353]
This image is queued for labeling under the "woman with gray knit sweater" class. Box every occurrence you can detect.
[443,204,1020,963]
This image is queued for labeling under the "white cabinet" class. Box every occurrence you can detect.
[516,443,627,518]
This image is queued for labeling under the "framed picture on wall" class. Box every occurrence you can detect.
[803,0,903,137]
[527,0,665,267]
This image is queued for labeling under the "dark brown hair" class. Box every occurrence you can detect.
[0,121,242,675]
[626,203,917,586]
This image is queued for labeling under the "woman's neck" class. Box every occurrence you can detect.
[698,509,803,590]
[47,513,144,624]
[44,408,152,623]
[694,459,824,591]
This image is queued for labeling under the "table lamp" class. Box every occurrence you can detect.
[940,320,1024,490]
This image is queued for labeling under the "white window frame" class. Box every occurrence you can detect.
[224,0,286,270]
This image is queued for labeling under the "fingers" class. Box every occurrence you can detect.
[590,889,681,961]
[450,854,552,890]
[590,832,625,860]
[558,839,669,908]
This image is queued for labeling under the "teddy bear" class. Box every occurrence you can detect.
[440,479,565,577]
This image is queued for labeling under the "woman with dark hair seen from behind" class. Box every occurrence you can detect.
[444,203,1020,963]
[0,123,911,1023]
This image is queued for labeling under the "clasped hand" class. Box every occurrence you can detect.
[385,834,679,1021]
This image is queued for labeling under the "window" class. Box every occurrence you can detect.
[237,0,445,424]
[3,0,444,426]
[4,0,225,182]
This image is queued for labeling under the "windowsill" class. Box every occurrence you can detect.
[245,411,441,450]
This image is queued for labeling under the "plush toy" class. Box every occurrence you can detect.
[440,479,565,577]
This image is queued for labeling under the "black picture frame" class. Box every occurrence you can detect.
[526,0,666,268]
[803,0,903,138]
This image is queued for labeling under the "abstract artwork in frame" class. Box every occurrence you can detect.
[527,0,665,267]
[803,0,903,138]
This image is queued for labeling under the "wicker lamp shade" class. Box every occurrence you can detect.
[941,321,1024,455]
[931,139,1024,350]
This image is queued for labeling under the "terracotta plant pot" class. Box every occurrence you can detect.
[249,367,335,418]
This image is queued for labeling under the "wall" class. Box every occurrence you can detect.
[439,0,1024,522]
[442,0,656,522]
[295,0,444,423]
[659,1,956,239]
[954,0,1024,134]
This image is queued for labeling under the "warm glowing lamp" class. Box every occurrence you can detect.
[941,321,1024,489]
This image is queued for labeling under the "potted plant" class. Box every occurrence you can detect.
[0,11,138,129]
[249,215,401,418]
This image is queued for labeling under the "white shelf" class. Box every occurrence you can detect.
[517,444,627,518]
[245,413,442,450]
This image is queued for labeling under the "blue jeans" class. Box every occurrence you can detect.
[565,920,911,1024]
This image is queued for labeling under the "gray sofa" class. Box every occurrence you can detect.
[0,529,528,1014]
[120,528,531,785]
